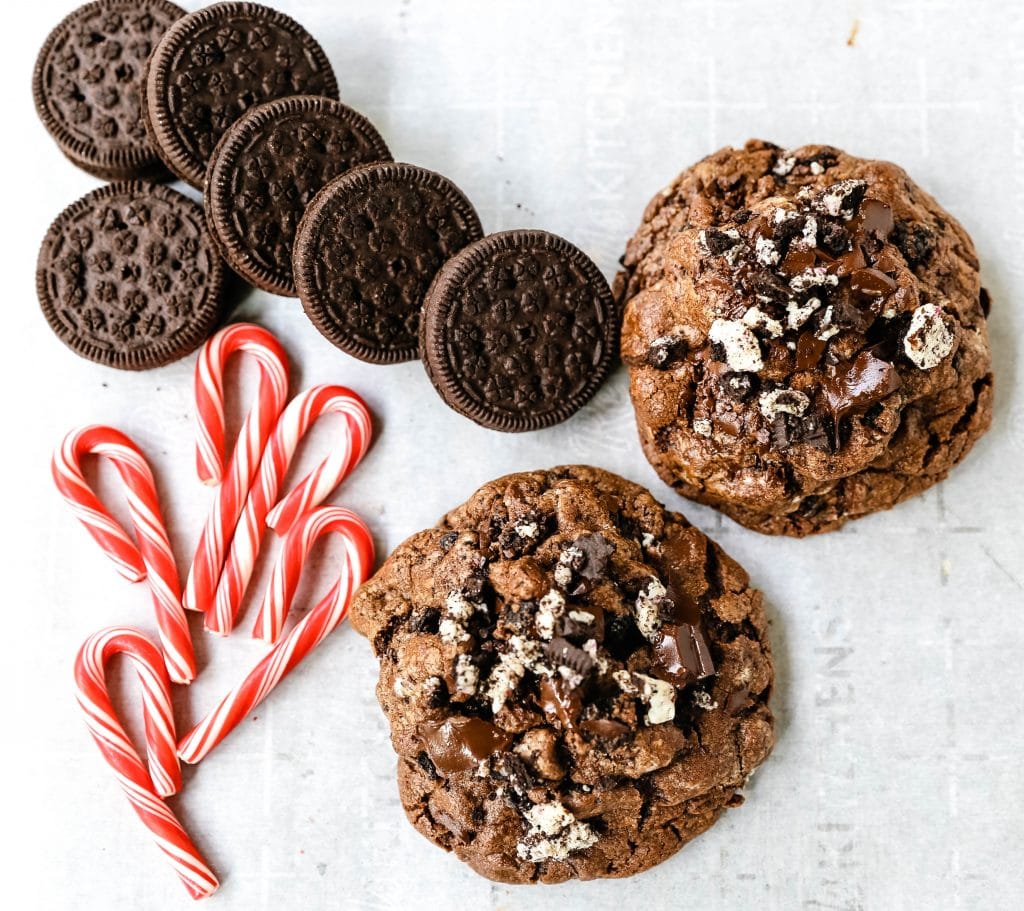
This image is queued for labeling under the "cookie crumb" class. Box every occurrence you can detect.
[904,302,954,369]
[516,799,598,862]
[709,319,764,373]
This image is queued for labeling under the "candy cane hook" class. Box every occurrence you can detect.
[183,324,289,615]
[74,627,217,899]
[178,508,374,763]
[207,385,372,638]
[53,426,196,684]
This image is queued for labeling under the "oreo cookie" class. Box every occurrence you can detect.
[33,0,185,179]
[420,230,618,432]
[293,162,484,363]
[143,1,339,187]
[205,96,392,296]
[37,182,226,370]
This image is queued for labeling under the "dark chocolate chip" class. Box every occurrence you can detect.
[822,350,901,423]
[651,622,716,686]
[980,287,991,316]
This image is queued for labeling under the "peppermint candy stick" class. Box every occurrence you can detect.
[183,323,289,615]
[207,384,372,638]
[178,508,374,763]
[53,426,196,684]
[75,627,218,900]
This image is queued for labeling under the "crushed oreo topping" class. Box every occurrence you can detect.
[903,302,955,369]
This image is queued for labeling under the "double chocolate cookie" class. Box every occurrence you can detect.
[351,466,774,884]
[144,1,339,187]
[37,182,225,369]
[33,0,185,179]
[420,231,618,432]
[617,140,993,535]
[205,96,391,295]
[294,163,484,363]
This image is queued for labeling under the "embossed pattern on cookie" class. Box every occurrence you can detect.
[294,162,484,364]
[205,96,392,296]
[33,0,185,179]
[37,182,225,370]
[143,1,339,187]
[420,231,618,432]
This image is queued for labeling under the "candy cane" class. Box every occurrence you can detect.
[75,627,218,900]
[53,426,196,685]
[206,385,372,638]
[178,508,374,764]
[183,324,289,616]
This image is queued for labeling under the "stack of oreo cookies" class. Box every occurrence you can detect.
[33,1,617,431]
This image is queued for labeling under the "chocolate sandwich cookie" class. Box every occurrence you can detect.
[205,96,392,296]
[37,182,226,370]
[33,0,185,179]
[143,1,339,187]
[420,231,618,432]
[294,162,484,363]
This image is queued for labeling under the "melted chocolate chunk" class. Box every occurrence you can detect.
[419,717,512,774]
[821,350,901,423]
[652,623,716,686]
[850,268,897,299]
[538,675,583,731]
[855,199,895,242]
[659,534,703,625]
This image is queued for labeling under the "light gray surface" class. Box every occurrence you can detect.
[1,1,1022,908]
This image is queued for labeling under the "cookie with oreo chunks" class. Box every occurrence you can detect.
[420,230,618,432]
[143,1,339,187]
[37,181,225,369]
[616,140,994,535]
[205,96,391,296]
[33,0,185,179]
[294,162,484,363]
[350,465,774,884]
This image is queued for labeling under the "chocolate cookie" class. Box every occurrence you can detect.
[33,0,185,179]
[351,466,774,884]
[143,1,339,187]
[420,231,618,432]
[617,140,994,535]
[294,163,484,363]
[205,96,392,296]
[37,182,225,369]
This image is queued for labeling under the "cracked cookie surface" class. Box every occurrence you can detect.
[351,465,774,883]
[615,140,993,536]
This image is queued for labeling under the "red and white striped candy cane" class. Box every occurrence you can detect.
[75,627,218,900]
[183,324,289,616]
[53,426,196,685]
[206,385,372,638]
[178,508,374,764]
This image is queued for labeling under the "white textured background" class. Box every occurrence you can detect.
[1,1,1022,908]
